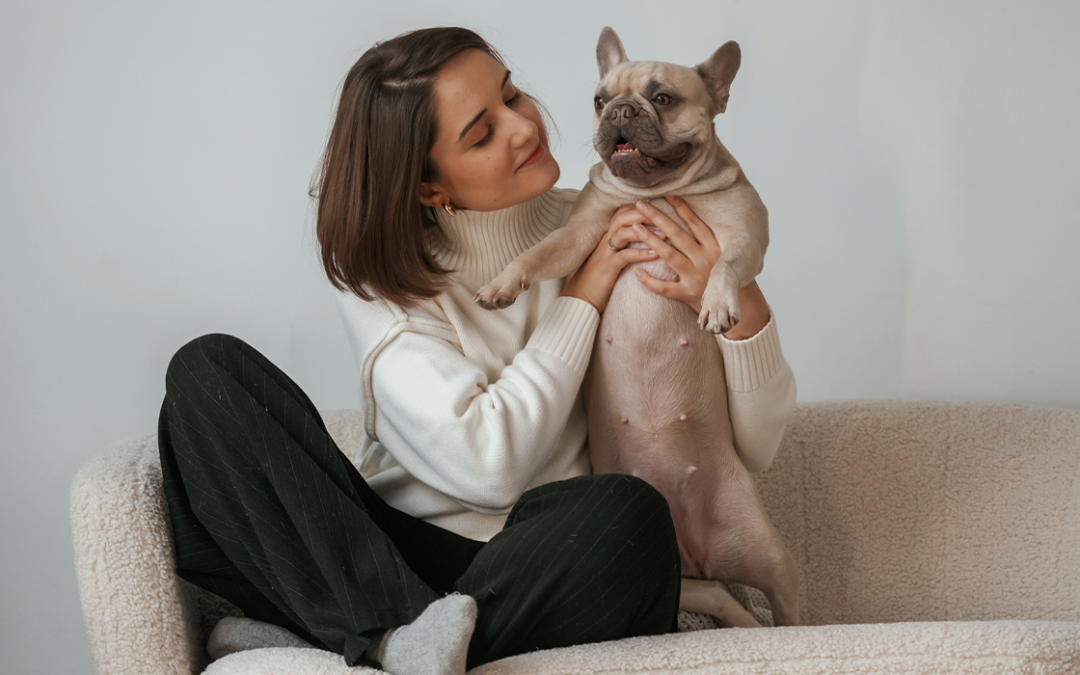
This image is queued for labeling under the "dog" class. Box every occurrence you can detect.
[476,27,800,627]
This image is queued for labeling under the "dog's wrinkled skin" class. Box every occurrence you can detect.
[475,27,800,627]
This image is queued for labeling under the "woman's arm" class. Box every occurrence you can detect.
[626,197,797,471]
[716,311,797,471]
[341,229,654,513]
[344,293,599,513]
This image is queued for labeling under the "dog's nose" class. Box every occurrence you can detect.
[609,103,639,123]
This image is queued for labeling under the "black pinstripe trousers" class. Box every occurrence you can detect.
[158,334,681,669]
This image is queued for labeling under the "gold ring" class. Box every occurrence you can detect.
[607,240,617,251]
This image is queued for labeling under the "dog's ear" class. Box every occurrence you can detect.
[597,26,629,79]
[695,41,741,114]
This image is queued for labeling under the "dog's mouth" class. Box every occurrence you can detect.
[609,138,657,175]
[611,137,654,162]
[608,138,691,175]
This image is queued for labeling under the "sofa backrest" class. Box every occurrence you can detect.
[754,400,1080,626]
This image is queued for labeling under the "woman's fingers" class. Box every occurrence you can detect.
[609,226,642,250]
[633,268,684,301]
[632,223,691,273]
[561,234,658,313]
[607,205,665,249]
[605,200,719,274]
[618,247,660,265]
[634,201,699,255]
[665,195,722,257]
[607,205,645,237]
[597,231,659,272]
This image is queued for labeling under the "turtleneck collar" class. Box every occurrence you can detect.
[427,190,567,290]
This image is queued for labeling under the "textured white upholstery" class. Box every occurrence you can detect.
[72,401,1080,674]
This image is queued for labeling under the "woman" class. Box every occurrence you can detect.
[158,26,795,675]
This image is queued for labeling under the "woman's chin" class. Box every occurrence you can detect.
[470,166,561,211]
[528,156,561,199]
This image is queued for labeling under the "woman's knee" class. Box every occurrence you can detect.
[561,475,681,617]
[166,333,247,389]
[587,474,676,546]
[516,474,677,552]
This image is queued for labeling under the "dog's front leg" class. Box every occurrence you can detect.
[699,228,766,334]
[475,224,604,309]
[475,185,614,310]
[680,578,762,628]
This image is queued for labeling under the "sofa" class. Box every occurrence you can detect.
[71,400,1080,674]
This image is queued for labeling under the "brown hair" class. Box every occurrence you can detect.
[313,27,503,306]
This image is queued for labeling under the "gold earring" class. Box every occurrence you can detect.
[443,203,457,217]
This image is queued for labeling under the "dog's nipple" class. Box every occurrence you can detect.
[680,338,689,346]
[679,413,688,421]
[605,336,613,344]
[687,465,697,474]
[620,416,629,424]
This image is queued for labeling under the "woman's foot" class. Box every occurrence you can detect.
[369,594,478,675]
[207,616,314,660]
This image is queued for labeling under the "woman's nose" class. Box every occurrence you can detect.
[507,110,537,148]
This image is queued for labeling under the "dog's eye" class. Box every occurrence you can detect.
[594,96,604,111]
[653,94,673,106]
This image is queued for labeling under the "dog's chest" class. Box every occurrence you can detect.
[588,272,732,462]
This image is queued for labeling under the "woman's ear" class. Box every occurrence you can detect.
[419,181,449,208]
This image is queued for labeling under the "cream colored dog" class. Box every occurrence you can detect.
[477,27,799,627]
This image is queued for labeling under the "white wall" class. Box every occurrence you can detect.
[2,1,1077,672]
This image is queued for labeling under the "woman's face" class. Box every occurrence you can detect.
[420,49,560,212]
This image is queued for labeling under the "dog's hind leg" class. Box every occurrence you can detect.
[703,512,801,627]
[739,540,801,626]
[679,578,762,628]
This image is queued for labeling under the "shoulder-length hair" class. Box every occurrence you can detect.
[313,27,502,306]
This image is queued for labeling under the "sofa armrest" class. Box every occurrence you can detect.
[71,434,206,675]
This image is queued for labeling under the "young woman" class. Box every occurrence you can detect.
[158,26,795,675]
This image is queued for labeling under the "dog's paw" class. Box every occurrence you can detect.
[475,276,529,310]
[698,284,741,334]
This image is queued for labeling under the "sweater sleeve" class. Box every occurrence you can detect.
[716,310,797,472]
[364,296,599,513]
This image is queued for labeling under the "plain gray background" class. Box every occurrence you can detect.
[2,0,1078,672]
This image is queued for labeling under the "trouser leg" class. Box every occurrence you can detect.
[456,474,681,668]
[158,333,483,665]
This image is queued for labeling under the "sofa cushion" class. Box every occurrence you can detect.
[203,621,1080,675]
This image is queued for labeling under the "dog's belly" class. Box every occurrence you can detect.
[588,261,763,577]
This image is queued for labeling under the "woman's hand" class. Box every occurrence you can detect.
[560,207,659,313]
[629,196,770,340]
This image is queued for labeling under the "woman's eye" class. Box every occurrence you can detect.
[474,125,494,148]
[653,94,673,105]
[473,90,523,148]
[473,91,522,148]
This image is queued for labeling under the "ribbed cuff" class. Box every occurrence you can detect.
[718,310,786,393]
[525,296,600,375]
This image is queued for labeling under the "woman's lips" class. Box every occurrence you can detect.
[518,143,544,170]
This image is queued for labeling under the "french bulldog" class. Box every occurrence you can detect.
[476,27,799,627]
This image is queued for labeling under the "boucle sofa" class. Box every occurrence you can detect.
[71,400,1080,674]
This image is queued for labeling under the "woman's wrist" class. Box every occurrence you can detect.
[560,273,607,313]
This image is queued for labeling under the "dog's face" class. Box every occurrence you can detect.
[592,27,741,188]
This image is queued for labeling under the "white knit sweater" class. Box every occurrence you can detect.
[337,188,796,541]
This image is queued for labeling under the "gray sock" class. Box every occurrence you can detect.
[370,594,477,675]
[207,616,315,660]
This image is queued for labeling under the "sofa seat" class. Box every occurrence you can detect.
[71,400,1080,674]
